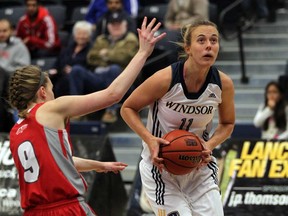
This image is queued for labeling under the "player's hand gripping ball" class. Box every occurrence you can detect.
[159,130,204,175]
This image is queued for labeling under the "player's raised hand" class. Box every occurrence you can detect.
[137,17,166,58]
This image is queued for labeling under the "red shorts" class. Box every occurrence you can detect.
[23,197,97,216]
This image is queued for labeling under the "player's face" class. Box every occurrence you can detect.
[0,20,12,42]
[186,25,219,66]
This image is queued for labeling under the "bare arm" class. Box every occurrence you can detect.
[73,157,127,174]
[38,17,166,128]
[253,104,273,128]
[206,71,235,150]
[120,68,171,170]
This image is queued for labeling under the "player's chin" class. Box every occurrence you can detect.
[200,61,215,67]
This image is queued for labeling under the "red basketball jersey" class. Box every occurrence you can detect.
[9,103,88,210]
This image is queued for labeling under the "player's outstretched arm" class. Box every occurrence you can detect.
[73,157,128,174]
[51,17,166,119]
[102,17,167,104]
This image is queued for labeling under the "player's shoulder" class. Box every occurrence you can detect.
[145,65,173,93]
[218,70,234,90]
[151,65,173,81]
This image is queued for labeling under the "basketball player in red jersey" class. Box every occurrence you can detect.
[8,17,166,216]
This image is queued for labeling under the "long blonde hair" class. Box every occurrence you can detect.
[8,65,48,118]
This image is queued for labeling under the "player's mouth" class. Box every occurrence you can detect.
[203,54,213,58]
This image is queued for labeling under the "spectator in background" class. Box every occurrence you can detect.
[164,0,209,31]
[0,19,31,74]
[69,11,139,123]
[50,21,93,98]
[0,68,13,133]
[16,0,61,58]
[86,11,138,69]
[85,0,106,29]
[0,18,31,132]
[127,0,139,18]
[241,0,269,21]
[266,0,281,22]
[85,0,138,31]
[242,0,282,22]
[253,81,288,140]
[94,0,137,38]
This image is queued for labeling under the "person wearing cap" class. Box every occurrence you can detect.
[94,0,137,38]
[68,10,139,123]
[85,0,140,25]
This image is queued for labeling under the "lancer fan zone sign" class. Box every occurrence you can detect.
[221,139,288,216]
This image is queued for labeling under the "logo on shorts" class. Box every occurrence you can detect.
[167,211,180,216]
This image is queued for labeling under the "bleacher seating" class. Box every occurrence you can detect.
[46,4,67,30]
[70,6,88,22]
[139,0,169,7]
[0,0,24,7]
[31,57,57,71]
[209,2,218,23]
[0,6,25,28]
[61,0,90,7]
[61,0,90,21]
[39,0,62,5]
[58,30,71,47]
[64,6,88,32]
[139,4,168,25]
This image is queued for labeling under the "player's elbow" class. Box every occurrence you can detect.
[107,90,123,104]
[253,117,262,128]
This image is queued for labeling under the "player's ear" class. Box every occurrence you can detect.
[184,45,190,54]
[38,86,46,100]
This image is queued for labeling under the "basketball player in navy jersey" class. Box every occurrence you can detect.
[7,17,166,216]
[121,20,235,215]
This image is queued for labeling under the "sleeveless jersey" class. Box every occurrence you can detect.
[141,61,222,162]
[9,103,87,210]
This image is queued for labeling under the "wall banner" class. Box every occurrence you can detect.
[0,134,127,216]
[221,139,288,216]
[0,135,22,215]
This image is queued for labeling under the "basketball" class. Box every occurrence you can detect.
[159,130,204,175]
